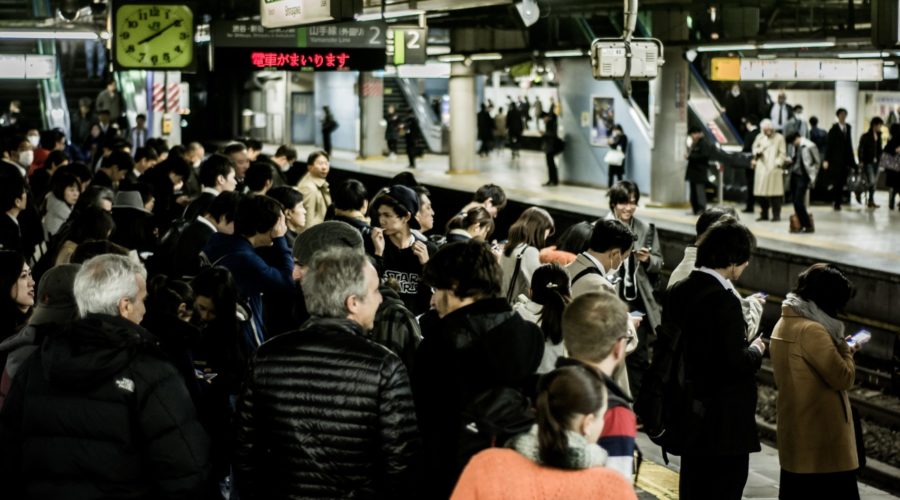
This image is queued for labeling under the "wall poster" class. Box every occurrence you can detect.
[591,96,615,146]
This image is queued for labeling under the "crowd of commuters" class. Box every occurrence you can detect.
[0,97,871,500]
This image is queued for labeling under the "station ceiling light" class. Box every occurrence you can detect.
[426,46,452,56]
[0,29,97,40]
[759,40,836,50]
[355,9,424,21]
[695,44,756,53]
[544,49,584,58]
[437,54,465,62]
[836,51,888,59]
[470,53,503,61]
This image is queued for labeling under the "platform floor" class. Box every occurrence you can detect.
[300,146,900,275]
[633,432,895,499]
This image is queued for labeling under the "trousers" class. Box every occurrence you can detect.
[680,454,749,500]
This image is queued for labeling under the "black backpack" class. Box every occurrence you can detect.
[146,217,191,277]
[457,386,535,468]
[634,322,691,461]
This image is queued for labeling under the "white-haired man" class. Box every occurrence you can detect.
[234,247,419,499]
[751,119,788,222]
[0,254,209,499]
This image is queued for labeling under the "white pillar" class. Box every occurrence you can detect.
[834,80,860,131]
[650,46,690,205]
[359,72,384,159]
[449,62,476,173]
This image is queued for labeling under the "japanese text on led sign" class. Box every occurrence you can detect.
[250,51,350,69]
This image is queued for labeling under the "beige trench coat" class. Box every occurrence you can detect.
[751,132,788,196]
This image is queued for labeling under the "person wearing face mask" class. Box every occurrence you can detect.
[784,105,808,140]
[566,219,640,396]
[751,119,789,221]
[724,84,748,135]
[604,181,662,400]
[665,218,765,500]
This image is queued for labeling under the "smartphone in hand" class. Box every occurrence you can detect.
[629,311,646,318]
[846,329,872,348]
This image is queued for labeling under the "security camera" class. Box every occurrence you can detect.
[515,0,540,28]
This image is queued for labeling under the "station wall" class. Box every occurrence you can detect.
[557,59,653,194]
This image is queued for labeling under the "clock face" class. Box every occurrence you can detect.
[114,4,194,69]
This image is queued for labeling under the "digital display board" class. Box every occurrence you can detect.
[219,47,386,71]
[710,57,884,82]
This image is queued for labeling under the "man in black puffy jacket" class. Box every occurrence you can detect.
[0,254,210,499]
[234,247,420,499]
[414,240,545,498]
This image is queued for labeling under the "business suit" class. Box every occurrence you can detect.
[666,270,763,500]
[173,218,216,279]
[824,122,856,209]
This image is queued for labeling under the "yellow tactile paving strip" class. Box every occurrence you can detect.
[636,459,680,499]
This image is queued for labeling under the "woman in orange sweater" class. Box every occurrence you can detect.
[451,365,637,500]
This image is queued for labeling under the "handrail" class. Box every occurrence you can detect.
[394,76,446,153]
[33,0,70,135]
[687,61,743,144]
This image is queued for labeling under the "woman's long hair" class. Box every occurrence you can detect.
[504,207,554,256]
[0,251,29,338]
[530,264,571,345]
[536,366,607,469]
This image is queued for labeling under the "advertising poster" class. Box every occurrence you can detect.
[591,97,615,146]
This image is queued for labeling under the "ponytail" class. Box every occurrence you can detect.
[536,389,569,467]
[538,288,568,345]
[530,263,572,345]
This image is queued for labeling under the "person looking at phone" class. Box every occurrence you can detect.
[602,181,662,400]
[769,263,860,499]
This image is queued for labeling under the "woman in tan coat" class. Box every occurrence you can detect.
[770,263,860,500]
[751,119,789,221]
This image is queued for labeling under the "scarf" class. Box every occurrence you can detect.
[782,293,845,345]
[507,424,608,470]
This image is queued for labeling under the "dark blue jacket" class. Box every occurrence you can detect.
[202,233,294,347]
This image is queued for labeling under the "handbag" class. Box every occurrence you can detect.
[879,151,900,172]
[846,168,867,195]
[505,247,527,304]
[604,147,626,167]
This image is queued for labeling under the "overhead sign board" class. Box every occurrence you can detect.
[0,54,57,79]
[710,57,884,82]
[260,0,362,29]
[212,20,387,48]
[386,27,427,65]
[224,47,386,72]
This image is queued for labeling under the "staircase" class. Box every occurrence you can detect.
[383,76,429,155]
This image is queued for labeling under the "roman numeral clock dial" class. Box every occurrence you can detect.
[114,4,194,69]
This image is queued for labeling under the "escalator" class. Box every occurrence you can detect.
[0,0,43,131]
[383,76,445,154]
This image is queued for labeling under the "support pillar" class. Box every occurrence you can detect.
[449,62,476,173]
[834,80,859,130]
[650,46,689,205]
[359,72,384,159]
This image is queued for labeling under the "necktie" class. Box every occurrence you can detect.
[778,105,783,125]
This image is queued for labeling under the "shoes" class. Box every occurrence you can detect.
[772,217,781,222]
[542,181,558,187]
[755,216,769,221]
[855,193,862,204]
[801,227,815,233]
[868,202,880,208]
[833,205,842,211]
[741,209,755,214]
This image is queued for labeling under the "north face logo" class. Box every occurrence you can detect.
[115,377,135,393]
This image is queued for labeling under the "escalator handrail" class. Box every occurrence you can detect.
[687,60,743,144]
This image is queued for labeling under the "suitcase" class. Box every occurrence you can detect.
[789,213,814,233]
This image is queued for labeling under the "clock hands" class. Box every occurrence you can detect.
[136,20,179,45]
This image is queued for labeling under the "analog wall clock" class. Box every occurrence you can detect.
[114,4,195,70]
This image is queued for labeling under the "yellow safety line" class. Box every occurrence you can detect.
[635,459,680,499]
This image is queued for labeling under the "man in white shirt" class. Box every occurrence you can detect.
[769,92,792,132]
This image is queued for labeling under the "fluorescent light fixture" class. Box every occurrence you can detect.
[355,9,424,22]
[695,44,756,53]
[0,30,97,40]
[837,52,885,59]
[470,52,502,61]
[426,46,452,56]
[759,40,835,50]
[438,54,465,62]
[544,49,584,58]
[886,61,897,66]
[757,54,777,60]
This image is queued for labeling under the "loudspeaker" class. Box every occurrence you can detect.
[515,0,540,27]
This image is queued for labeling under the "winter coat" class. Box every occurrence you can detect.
[751,131,788,197]
[296,173,331,232]
[791,137,821,185]
[685,136,714,183]
[413,298,545,498]
[0,314,210,499]
[365,285,422,372]
[202,233,294,346]
[605,215,663,331]
[499,243,542,303]
[42,192,71,238]
[857,129,882,166]
[770,306,858,474]
[665,270,763,456]
[233,317,420,500]
[825,123,856,173]
[450,448,636,500]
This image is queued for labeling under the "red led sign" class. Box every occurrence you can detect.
[250,51,350,69]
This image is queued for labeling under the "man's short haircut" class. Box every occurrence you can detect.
[266,186,303,212]
[0,171,26,212]
[809,116,819,126]
[3,134,26,155]
[244,138,263,151]
[207,191,242,221]
[793,105,803,113]
[74,254,147,318]
[695,207,737,239]
[39,129,65,150]
[695,219,756,268]
[784,131,800,144]
[102,150,135,172]
[423,240,502,300]
[134,146,159,163]
[562,291,629,363]
[169,144,187,160]
[274,144,297,162]
[688,125,703,135]
[198,153,235,188]
[307,150,329,166]
[245,162,274,192]
[332,178,368,211]
[186,141,204,154]
[836,108,848,117]
[45,149,68,169]
[136,113,147,121]
[589,219,636,253]
[302,247,370,318]
[473,183,507,210]
[223,142,247,156]
[234,195,284,237]
[607,180,640,210]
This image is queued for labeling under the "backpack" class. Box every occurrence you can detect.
[457,386,535,468]
[146,217,191,277]
[633,322,692,461]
